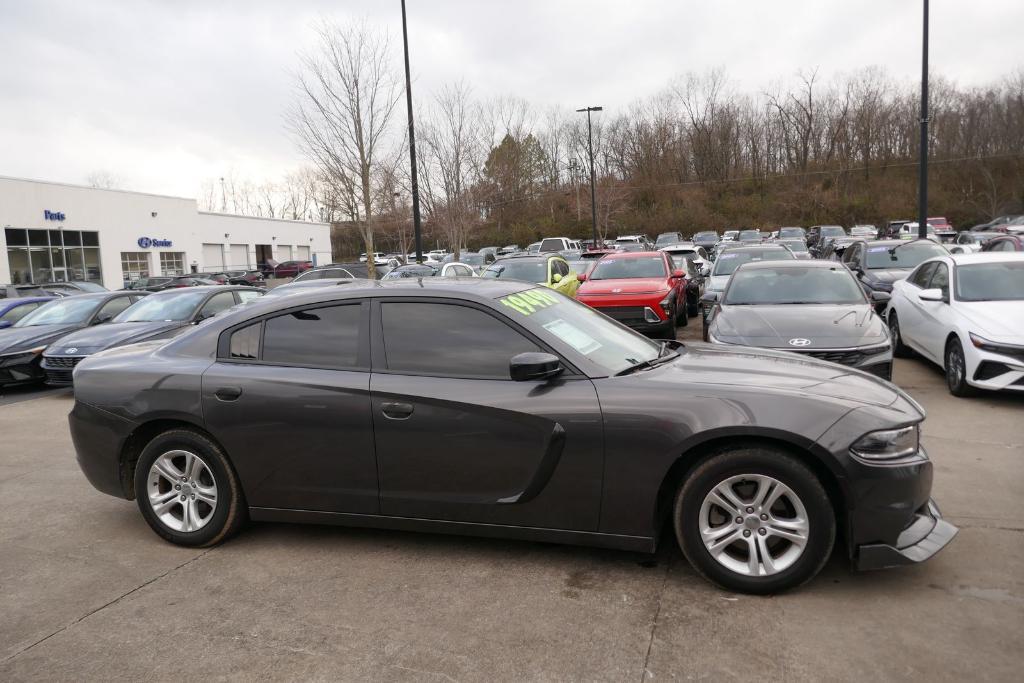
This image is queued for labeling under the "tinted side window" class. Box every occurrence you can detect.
[263,304,361,368]
[230,322,261,359]
[381,302,541,378]
[199,292,237,319]
[928,263,950,297]
[909,263,937,288]
[96,297,132,321]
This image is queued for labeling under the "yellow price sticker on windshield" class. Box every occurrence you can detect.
[500,289,560,316]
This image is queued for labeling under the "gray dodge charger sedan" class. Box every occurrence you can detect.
[69,278,956,594]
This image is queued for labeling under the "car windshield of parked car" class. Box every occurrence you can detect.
[866,241,947,269]
[725,266,865,305]
[61,281,107,292]
[820,226,846,238]
[589,256,666,280]
[115,290,208,322]
[383,265,438,279]
[739,230,761,241]
[482,260,548,282]
[499,288,662,374]
[692,231,718,244]
[777,240,809,253]
[15,296,99,326]
[712,249,794,276]
[955,262,1024,301]
[778,228,805,239]
[459,253,484,266]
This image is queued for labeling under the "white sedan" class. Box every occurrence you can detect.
[886,252,1024,396]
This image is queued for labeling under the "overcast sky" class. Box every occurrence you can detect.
[1,0,1021,198]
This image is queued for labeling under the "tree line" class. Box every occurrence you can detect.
[198,19,1024,267]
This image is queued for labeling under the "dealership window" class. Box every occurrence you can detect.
[159,252,185,276]
[121,252,150,284]
[4,228,102,284]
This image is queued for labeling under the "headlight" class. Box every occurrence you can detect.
[0,346,47,367]
[850,424,920,461]
[858,341,892,355]
[969,332,1024,357]
[659,291,673,315]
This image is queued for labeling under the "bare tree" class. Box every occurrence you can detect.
[288,19,402,276]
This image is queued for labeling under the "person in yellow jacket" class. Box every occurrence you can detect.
[481,254,580,299]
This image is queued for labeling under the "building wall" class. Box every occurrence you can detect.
[1,176,332,290]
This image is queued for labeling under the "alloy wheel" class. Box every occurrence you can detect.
[698,474,809,577]
[946,343,966,391]
[146,450,219,533]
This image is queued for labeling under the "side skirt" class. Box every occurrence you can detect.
[249,507,657,553]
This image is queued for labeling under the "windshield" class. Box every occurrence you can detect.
[459,253,484,266]
[725,265,865,305]
[655,233,681,246]
[115,290,208,322]
[15,296,100,326]
[590,255,666,280]
[383,265,438,279]
[956,262,1024,301]
[739,230,761,241]
[778,228,805,239]
[777,240,808,253]
[866,241,948,269]
[693,231,718,244]
[820,226,846,237]
[483,260,548,282]
[498,288,661,374]
[712,249,794,276]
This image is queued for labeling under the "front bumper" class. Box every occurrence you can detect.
[41,355,87,386]
[966,346,1024,392]
[856,500,958,570]
[0,352,45,387]
[579,299,671,333]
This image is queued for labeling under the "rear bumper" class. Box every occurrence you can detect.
[69,400,135,499]
[856,500,958,570]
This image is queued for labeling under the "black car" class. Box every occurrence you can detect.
[0,291,144,387]
[70,279,955,594]
[818,236,861,261]
[840,239,950,309]
[705,261,893,379]
[34,281,108,295]
[42,286,264,385]
[807,225,846,255]
[691,231,720,257]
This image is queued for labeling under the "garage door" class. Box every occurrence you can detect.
[229,244,249,269]
[296,245,310,260]
[202,244,224,270]
[277,245,293,261]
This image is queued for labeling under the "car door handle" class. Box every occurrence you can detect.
[214,386,242,401]
[381,401,414,419]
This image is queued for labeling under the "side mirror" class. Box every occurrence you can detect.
[699,264,711,277]
[510,352,563,381]
[93,313,113,325]
[918,288,945,303]
[552,273,563,283]
[671,269,686,279]
[700,291,720,305]
[870,290,891,304]
[576,272,588,283]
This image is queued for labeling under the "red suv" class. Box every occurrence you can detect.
[271,261,313,278]
[576,251,688,338]
[981,234,1023,252]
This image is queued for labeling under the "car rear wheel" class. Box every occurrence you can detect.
[888,311,912,358]
[674,448,835,594]
[134,429,246,547]
[944,337,977,397]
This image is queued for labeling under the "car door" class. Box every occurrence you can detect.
[916,262,953,362]
[898,262,937,352]
[369,298,603,531]
[201,301,378,513]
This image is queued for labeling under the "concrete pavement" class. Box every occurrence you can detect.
[1,321,1022,681]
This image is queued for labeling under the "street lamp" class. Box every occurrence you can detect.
[917,0,930,240]
[576,106,603,247]
[400,0,424,262]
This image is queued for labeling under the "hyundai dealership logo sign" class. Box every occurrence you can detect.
[137,237,172,248]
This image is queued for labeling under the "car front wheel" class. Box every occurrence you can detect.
[134,429,247,547]
[944,337,977,397]
[888,311,912,358]
[674,448,835,594]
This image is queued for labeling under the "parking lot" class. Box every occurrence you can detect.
[1,318,1022,682]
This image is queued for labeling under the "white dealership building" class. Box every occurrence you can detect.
[1,176,332,290]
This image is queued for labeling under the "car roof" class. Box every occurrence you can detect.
[720,244,792,252]
[948,252,1024,265]
[595,250,665,259]
[492,253,559,262]
[147,285,252,297]
[738,259,847,271]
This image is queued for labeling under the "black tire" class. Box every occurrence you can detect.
[678,300,689,327]
[888,311,912,358]
[674,448,835,594]
[944,337,977,397]
[134,429,247,547]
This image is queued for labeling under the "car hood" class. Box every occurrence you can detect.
[866,268,911,283]
[711,304,887,348]
[0,323,84,354]
[579,278,670,295]
[954,301,1024,339]
[662,342,902,408]
[47,320,188,355]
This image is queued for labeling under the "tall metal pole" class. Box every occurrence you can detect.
[401,0,423,262]
[917,0,929,240]
[577,106,602,246]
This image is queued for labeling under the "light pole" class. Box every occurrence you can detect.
[917,0,929,240]
[576,106,602,246]
[400,0,424,262]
